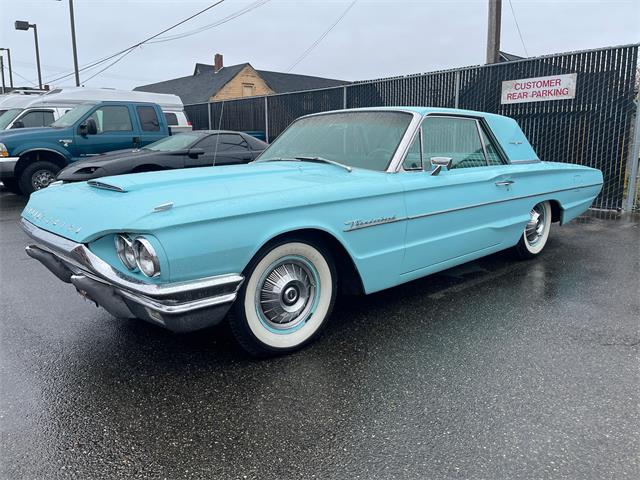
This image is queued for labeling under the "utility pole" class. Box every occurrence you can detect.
[486,0,502,64]
[0,48,13,88]
[68,0,80,86]
[1,56,5,93]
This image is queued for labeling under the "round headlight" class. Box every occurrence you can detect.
[114,234,137,270]
[133,237,161,278]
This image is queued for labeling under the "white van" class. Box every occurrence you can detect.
[0,88,191,132]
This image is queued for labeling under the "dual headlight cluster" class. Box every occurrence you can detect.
[114,234,160,278]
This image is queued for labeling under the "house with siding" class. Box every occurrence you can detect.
[134,53,349,105]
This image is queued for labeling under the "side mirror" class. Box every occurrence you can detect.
[187,147,205,159]
[86,118,98,135]
[11,120,25,129]
[79,119,97,136]
[429,156,453,176]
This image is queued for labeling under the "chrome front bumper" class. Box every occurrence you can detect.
[0,157,19,178]
[21,219,244,332]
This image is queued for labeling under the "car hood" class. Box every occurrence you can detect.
[22,161,390,243]
[92,148,162,162]
[60,149,161,171]
[0,127,59,142]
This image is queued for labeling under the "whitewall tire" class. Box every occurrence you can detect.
[230,238,337,357]
[515,201,552,259]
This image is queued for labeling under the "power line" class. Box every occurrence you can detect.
[44,0,228,84]
[2,65,37,86]
[507,0,529,57]
[149,0,271,44]
[82,48,138,83]
[286,0,358,73]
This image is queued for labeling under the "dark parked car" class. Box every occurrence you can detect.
[56,130,267,182]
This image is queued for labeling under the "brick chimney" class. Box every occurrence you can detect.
[214,53,223,72]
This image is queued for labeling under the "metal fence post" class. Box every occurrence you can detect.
[207,102,212,130]
[264,96,269,143]
[624,99,640,211]
[454,70,460,109]
[343,86,347,109]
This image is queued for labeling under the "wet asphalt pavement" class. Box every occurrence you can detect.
[0,186,638,480]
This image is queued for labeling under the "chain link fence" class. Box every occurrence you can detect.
[185,44,639,211]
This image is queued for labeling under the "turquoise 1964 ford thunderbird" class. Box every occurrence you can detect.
[21,107,603,356]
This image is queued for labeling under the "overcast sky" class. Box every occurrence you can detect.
[0,0,638,90]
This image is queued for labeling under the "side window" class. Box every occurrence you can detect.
[402,131,422,170]
[164,112,178,126]
[422,117,487,169]
[479,127,503,166]
[17,110,55,128]
[208,134,249,152]
[87,106,132,133]
[136,106,160,132]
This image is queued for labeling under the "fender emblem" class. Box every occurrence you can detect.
[344,215,398,232]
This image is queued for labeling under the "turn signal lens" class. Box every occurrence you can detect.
[0,143,8,158]
[114,234,137,270]
[133,237,161,278]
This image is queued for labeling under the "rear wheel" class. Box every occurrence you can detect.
[230,238,337,357]
[1,178,22,195]
[18,161,61,195]
[514,201,552,259]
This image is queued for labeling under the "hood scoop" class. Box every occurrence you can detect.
[87,180,126,192]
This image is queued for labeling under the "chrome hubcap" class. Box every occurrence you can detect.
[256,258,317,330]
[525,204,546,245]
[32,170,55,190]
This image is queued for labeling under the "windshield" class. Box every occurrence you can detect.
[144,132,202,151]
[258,111,413,171]
[0,109,24,130]
[51,103,96,128]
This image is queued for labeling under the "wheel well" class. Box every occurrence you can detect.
[15,150,68,177]
[131,164,164,173]
[261,229,365,295]
[548,200,562,223]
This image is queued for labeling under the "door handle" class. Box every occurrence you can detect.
[495,180,514,186]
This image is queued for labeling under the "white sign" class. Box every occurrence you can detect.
[501,73,577,104]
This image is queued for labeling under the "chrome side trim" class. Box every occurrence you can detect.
[343,183,604,232]
[21,218,244,299]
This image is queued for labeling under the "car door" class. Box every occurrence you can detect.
[398,115,514,274]
[187,133,254,167]
[73,104,137,158]
[135,105,166,147]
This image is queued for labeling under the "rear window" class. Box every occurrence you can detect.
[164,112,178,126]
[136,105,160,132]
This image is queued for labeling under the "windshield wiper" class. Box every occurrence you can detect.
[294,156,352,172]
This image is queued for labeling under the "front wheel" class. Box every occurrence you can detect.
[18,161,61,195]
[514,201,552,259]
[230,239,337,357]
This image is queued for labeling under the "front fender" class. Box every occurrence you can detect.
[152,195,408,294]
[15,143,71,162]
